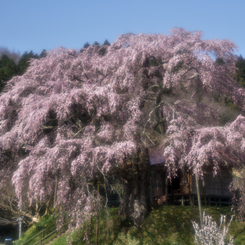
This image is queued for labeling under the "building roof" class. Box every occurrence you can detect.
[148,147,165,165]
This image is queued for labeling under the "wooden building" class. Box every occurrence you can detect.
[149,148,233,206]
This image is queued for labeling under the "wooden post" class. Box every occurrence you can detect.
[202,178,207,206]
[195,173,203,227]
[96,181,100,245]
[187,172,193,206]
[181,195,184,206]
[165,171,168,205]
[53,174,58,209]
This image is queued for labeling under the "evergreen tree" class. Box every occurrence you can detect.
[235,55,245,88]
[0,54,20,92]
[93,41,100,47]
[18,51,39,75]
[103,39,110,46]
[0,71,5,92]
[39,49,47,59]
[80,42,90,53]
[83,42,90,49]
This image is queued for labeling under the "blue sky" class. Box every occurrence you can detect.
[1,0,245,57]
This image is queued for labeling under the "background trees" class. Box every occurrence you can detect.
[235,55,245,88]
[0,48,45,93]
[103,39,110,46]
[0,29,245,228]
[0,46,21,64]
[17,51,39,75]
[0,46,21,92]
[0,54,20,91]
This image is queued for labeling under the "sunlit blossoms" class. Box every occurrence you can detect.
[0,28,245,224]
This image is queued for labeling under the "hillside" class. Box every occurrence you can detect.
[13,205,245,245]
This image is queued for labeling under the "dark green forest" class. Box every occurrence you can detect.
[0,49,45,92]
[235,55,245,88]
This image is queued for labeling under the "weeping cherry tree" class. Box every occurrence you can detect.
[0,28,245,226]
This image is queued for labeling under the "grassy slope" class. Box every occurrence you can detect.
[13,214,65,245]
[14,205,245,245]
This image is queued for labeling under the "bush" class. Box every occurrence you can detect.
[192,211,234,245]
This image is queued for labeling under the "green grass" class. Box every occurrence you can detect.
[13,214,59,245]
[13,205,245,245]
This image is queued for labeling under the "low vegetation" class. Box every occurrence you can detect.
[13,205,245,245]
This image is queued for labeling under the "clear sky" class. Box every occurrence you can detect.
[1,0,245,57]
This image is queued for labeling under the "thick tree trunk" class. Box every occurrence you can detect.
[119,147,151,227]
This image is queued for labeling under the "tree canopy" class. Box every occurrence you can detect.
[0,28,245,226]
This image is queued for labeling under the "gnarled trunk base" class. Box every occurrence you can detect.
[119,148,151,227]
